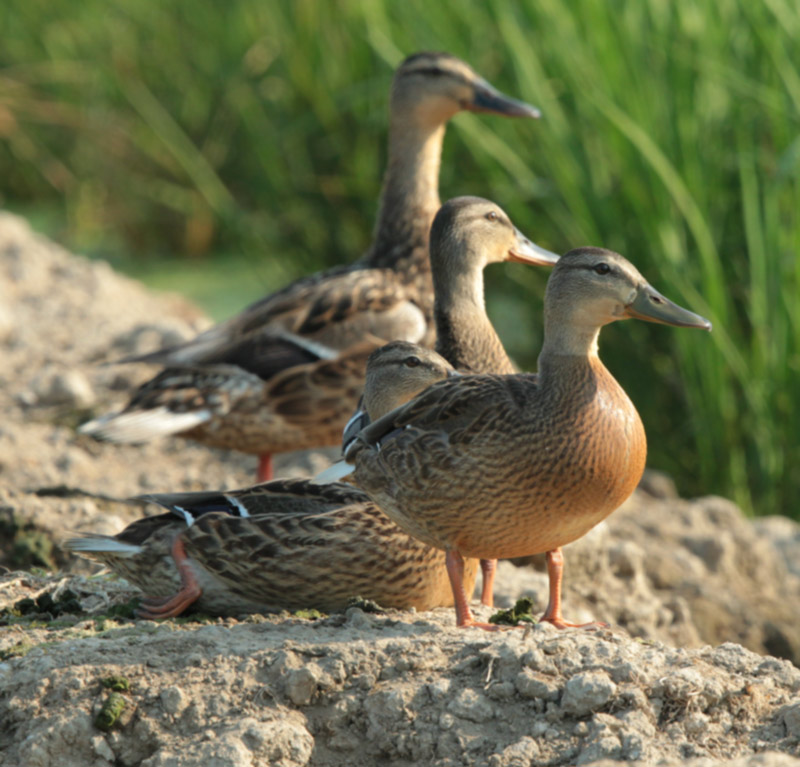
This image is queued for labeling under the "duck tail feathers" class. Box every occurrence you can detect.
[311,460,354,485]
[64,535,143,557]
[79,407,211,443]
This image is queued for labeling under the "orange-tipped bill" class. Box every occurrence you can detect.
[508,227,560,267]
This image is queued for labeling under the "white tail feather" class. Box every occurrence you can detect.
[79,407,211,443]
[65,535,142,557]
[311,460,354,485]
[278,330,338,361]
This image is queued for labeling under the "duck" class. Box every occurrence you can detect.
[342,339,460,453]
[320,195,560,606]
[65,343,481,619]
[343,247,712,630]
[79,52,541,483]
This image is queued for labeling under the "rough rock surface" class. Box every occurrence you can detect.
[2,575,800,767]
[2,212,800,765]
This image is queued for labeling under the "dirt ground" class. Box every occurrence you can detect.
[1,212,799,766]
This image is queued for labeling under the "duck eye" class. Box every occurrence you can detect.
[485,211,499,222]
[593,263,611,275]
[404,356,421,368]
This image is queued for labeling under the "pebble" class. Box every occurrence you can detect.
[447,688,495,723]
[30,368,95,408]
[561,671,617,716]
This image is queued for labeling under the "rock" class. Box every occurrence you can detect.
[489,736,540,766]
[782,703,800,738]
[111,322,194,358]
[160,686,189,716]
[754,515,800,577]
[3,212,800,767]
[29,368,95,408]
[514,668,561,701]
[285,666,320,706]
[447,688,495,723]
[561,671,617,717]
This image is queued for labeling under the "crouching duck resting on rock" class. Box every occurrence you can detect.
[334,248,712,630]
[66,343,480,619]
[79,51,541,483]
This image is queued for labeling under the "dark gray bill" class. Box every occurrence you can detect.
[625,285,712,330]
[470,80,541,118]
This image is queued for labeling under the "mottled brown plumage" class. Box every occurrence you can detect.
[80,53,541,480]
[348,248,712,629]
[336,198,560,451]
[321,197,560,607]
[342,341,459,449]
[429,197,546,375]
[65,349,479,618]
[429,196,558,605]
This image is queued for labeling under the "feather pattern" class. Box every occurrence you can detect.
[67,345,481,618]
[83,54,541,468]
[347,248,710,627]
[66,479,480,615]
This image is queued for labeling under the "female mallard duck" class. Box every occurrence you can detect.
[66,343,482,619]
[344,248,712,630]
[79,52,541,482]
[323,195,561,606]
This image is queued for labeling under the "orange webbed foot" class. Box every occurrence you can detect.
[136,536,202,620]
[136,586,201,620]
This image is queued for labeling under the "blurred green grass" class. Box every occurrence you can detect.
[1,0,798,518]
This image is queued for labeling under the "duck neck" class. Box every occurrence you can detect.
[537,313,603,385]
[434,257,513,374]
[364,117,445,276]
[363,379,417,422]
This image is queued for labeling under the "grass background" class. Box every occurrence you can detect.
[1,0,798,518]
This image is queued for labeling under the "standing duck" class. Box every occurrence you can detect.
[79,52,541,482]
[344,248,712,629]
[66,343,480,618]
[320,195,561,606]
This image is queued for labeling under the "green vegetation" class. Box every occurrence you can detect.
[489,597,538,627]
[98,598,141,622]
[101,675,131,692]
[293,608,325,621]
[1,1,798,516]
[346,596,386,614]
[94,691,127,731]
[0,640,36,662]
[9,589,82,618]
[0,511,57,570]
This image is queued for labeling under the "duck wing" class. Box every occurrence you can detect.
[120,267,426,368]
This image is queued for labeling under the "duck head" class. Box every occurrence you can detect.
[364,341,457,419]
[542,247,711,356]
[392,52,540,126]
[430,196,559,284]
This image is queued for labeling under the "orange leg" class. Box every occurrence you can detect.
[479,558,497,607]
[257,454,273,483]
[540,547,606,630]
[446,551,504,631]
[137,537,202,620]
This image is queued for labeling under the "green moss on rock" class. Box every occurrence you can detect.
[489,597,538,626]
[94,692,127,731]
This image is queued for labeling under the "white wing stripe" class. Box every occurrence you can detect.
[224,495,251,517]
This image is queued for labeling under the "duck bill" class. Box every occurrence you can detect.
[624,285,712,330]
[470,80,541,118]
[507,227,560,267]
